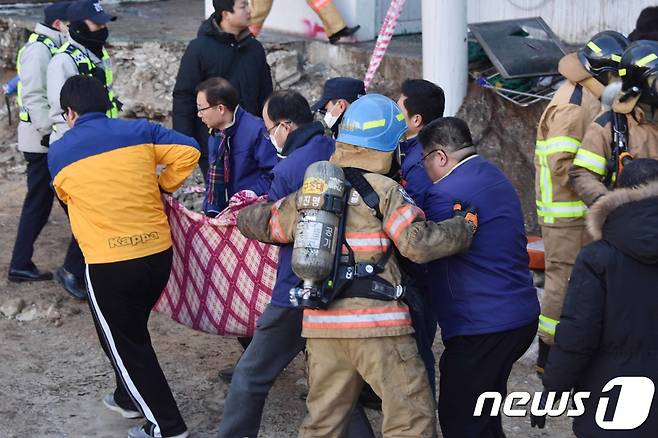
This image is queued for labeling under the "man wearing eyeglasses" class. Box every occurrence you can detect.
[173,0,273,181]
[195,77,278,217]
[418,117,539,438]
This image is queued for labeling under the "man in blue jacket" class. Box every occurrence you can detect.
[397,79,445,209]
[418,117,540,438]
[218,90,373,438]
[196,77,278,217]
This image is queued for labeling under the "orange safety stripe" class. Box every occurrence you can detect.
[302,319,413,330]
[303,306,412,329]
[269,201,288,243]
[309,0,332,11]
[345,231,390,253]
[384,204,422,243]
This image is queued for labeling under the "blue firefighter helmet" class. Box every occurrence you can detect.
[336,94,407,152]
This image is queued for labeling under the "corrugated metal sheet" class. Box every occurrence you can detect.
[467,0,656,44]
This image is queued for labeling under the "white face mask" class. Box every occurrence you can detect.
[323,103,340,129]
[324,110,340,129]
[270,123,284,154]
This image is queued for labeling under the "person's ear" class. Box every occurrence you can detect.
[412,114,423,128]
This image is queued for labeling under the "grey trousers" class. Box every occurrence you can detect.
[217,304,374,438]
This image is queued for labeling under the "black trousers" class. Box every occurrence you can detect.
[438,321,537,438]
[10,152,84,278]
[85,248,186,437]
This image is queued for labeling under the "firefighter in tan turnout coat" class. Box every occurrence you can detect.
[570,39,658,206]
[237,94,477,437]
[534,31,629,373]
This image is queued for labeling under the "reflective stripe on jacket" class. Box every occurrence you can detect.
[16,24,65,153]
[570,107,658,206]
[534,79,601,225]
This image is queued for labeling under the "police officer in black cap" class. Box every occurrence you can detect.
[311,77,365,138]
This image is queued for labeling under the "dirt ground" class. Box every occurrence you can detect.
[0,155,575,437]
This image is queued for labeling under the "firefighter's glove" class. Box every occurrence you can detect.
[530,390,549,429]
[40,134,50,148]
[453,200,478,235]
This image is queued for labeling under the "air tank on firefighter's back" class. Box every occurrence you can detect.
[291,161,346,289]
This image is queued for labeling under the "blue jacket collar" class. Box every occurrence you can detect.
[280,121,325,157]
[74,112,108,127]
[211,106,244,138]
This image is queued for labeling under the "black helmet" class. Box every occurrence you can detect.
[619,40,658,106]
[577,31,630,78]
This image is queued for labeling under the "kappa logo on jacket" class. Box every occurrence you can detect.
[108,232,159,249]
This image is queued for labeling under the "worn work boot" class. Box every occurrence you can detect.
[128,423,189,438]
[329,25,360,44]
[102,394,143,419]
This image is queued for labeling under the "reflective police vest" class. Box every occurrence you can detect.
[16,33,60,123]
[56,42,120,118]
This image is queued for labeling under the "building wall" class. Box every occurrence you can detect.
[467,0,654,44]
[204,0,654,43]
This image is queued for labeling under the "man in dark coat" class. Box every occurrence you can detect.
[172,0,273,178]
[539,158,658,437]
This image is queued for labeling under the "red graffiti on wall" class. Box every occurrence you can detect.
[303,19,326,38]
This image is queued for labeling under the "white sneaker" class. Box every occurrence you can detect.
[128,423,189,438]
[102,394,143,419]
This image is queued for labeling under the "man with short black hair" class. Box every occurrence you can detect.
[49,75,200,438]
[311,77,365,138]
[173,0,273,179]
[397,79,445,208]
[419,117,539,438]
[195,77,277,217]
[9,2,72,286]
[218,90,374,438]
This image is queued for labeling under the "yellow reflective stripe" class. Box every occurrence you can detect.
[636,53,658,67]
[363,119,386,130]
[396,113,405,121]
[587,41,602,53]
[618,68,627,77]
[59,44,118,118]
[535,136,581,155]
[538,315,558,336]
[611,54,621,63]
[538,153,553,223]
[16,33,60,122]
[536,136,586,222]
[573,149,607,176]
[536,200,587,218]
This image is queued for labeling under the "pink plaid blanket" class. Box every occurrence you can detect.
[155,191,278,336]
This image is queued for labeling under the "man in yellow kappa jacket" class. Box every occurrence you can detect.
[48,75,200,438]
[570,39,658,206]
[534,31,629,373]
[236,94,477,437]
